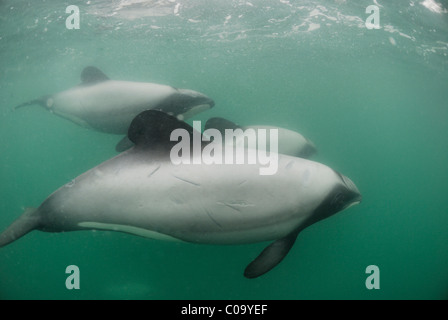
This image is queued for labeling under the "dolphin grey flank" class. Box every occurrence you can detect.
[15,66,215,151]
[0,110,361,278]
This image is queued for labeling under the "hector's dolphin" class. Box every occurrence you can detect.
[205,117,317,159]
[15,66,215,150]
[0,111,361,278]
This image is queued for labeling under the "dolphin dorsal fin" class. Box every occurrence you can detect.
[205,117,242,134]
[128,110,205,152]
[81,66,110,85]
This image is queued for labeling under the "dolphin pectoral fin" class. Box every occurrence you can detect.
[0,208,41,248]
[80,66,110,85]
[205,117,242,134]
[244,228,301,279]
[115,136,135,152]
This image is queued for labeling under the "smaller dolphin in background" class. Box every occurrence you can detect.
[15,66,215,151]
[205,117,317,158]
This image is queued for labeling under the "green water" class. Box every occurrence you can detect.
[0,0,447,300]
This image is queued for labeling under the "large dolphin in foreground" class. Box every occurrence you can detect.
[0,111,361,278]
[15,66,215,151]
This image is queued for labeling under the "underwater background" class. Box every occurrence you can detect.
[0,0,447,300]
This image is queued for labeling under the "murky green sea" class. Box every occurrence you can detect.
[0,0,447,300]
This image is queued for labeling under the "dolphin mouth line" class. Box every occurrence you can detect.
[343,199,362,211]
[178,103,213,120]
[341,196,362,211]
[194,103,213,109]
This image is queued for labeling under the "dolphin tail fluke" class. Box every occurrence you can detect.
[244,228,301,279]
[14,97,47,110]
[0,207,41,248]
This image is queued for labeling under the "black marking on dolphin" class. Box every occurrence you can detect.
[205,117,243,132]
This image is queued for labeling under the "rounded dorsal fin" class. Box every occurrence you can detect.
[128,110,202,152]
[205,117,242,134]
[80,66,110,85]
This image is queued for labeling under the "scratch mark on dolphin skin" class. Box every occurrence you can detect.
[173,175,201,187]
[217,200,256,212]
[206,209,223,228]
[217,202,242,212]
[237,180,247,186]
[286,160,294,170]
[147,165,161,178]
[170,196,184,205]
[65,179,76,188]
